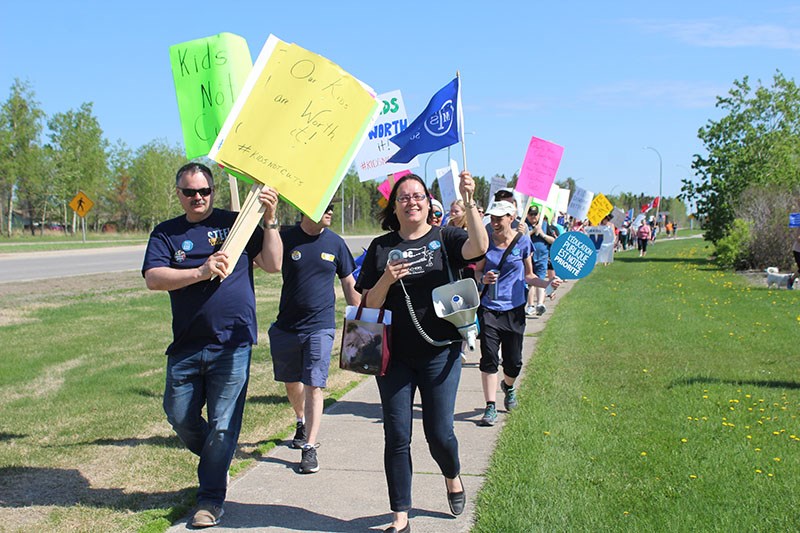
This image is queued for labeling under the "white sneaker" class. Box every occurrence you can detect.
[525,305,536,318]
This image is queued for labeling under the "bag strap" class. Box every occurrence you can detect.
[355,289,386,324]
[481,231,522,297]
[355,289,369,320]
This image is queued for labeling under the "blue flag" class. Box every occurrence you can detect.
[387,77,461,163]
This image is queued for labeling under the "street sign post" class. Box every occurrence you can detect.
[69,191,94,242]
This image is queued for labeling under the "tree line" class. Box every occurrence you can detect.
[1,78,684,237]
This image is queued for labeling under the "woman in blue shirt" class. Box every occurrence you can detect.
[475,201,560,426]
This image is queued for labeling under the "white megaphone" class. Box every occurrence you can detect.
[431,278,481,351]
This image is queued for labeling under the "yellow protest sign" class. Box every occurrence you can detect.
[210,35,379,222]
[587,192,613,226]
[69,191,94,218]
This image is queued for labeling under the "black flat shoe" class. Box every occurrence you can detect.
[446,475,466,516]
[383,522,411,533]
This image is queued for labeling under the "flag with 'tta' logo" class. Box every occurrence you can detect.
[387,77,462,163]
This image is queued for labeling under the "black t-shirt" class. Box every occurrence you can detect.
[275,225,355,333]
[356,226,472,361]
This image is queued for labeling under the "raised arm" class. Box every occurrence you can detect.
[458,170,489,260]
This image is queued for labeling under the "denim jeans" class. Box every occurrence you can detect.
[376,344,462,512]
[163,344,252,506]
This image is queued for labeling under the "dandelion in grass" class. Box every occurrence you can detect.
[640,452,647,457]
[689,474,698,479]
[774,457,781,462]
[681,438,688,443]
[755,469,763,474]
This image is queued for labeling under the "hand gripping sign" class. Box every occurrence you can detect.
[208,34,380,278]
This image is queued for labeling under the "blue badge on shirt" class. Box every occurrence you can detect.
[429,240,442,250]
[512,246,521,256]
[181,240,194,252]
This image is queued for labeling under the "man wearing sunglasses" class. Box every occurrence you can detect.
[269,204,360,474]
[142,162,282,528]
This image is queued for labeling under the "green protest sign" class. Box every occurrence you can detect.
[169,33,252,159]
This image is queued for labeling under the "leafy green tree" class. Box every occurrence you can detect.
[681,71,800,243]
[47,102,109,231]
[105,140,135,231]
[129,139,186,230]
[0,79,45,236]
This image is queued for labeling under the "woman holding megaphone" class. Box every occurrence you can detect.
[356,171,487,533]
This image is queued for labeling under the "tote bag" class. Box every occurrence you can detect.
[340,298,392,376]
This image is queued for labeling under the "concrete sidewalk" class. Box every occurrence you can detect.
[168,281,575,533]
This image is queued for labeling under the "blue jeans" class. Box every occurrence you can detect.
[163,345,252,506]
[376,344,462,512]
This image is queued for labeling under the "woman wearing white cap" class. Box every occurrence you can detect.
[474,200,560,426]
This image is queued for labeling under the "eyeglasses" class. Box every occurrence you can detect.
[432,211,443,218]
[179,187,213,198]
[396,193,427,204]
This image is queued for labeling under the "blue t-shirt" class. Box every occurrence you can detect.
[529,218,550,263]
[142,209,264,355]
[275,225,355,333]
[481,236,532,311]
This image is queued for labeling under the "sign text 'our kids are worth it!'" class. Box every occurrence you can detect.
[209,34,380,222]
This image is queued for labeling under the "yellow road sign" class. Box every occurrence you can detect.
[69,191,94,218]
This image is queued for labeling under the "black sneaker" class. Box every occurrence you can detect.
[291,421,307,449]
[300,444,320,474]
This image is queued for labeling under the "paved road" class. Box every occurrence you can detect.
[0,236,376,284]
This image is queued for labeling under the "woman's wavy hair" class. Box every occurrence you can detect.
[378,174,434,231]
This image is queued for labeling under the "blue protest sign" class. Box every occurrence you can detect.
[790,212,800,228]
[550,231,598,279]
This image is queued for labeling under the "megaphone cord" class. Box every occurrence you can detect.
[399,279,451,347]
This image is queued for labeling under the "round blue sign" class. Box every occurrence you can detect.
[549,231,598,279]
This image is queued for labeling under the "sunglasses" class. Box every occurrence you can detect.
[179,187,213,198]
[433,211,443,218]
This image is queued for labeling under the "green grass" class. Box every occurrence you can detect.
[473,238,800,531]
[0,271,364,532]
[0,232,148,253]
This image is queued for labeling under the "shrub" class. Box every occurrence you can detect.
[714,218,751,269]
[735,184,800,270]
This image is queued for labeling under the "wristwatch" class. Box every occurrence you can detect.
[266,220,280,230]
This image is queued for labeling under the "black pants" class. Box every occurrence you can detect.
[478,305,526,377]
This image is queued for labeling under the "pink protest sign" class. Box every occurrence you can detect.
[377,170,411,199]
[515,136,564,200]
[378,178,393,200]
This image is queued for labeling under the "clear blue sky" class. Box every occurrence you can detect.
[2,1,798,199]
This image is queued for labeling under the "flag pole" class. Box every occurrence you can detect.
[457,71,467,172]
